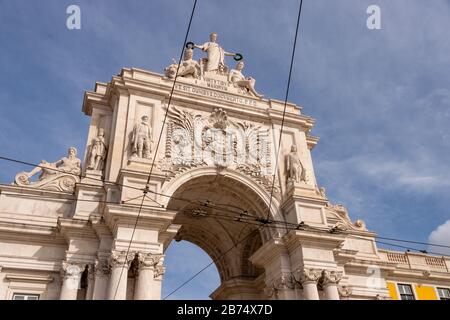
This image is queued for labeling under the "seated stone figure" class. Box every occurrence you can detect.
[228,61,262,98]
[164,48,200,79]
[17,147,81,185]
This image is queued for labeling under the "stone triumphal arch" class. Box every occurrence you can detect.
[2,33,449,300]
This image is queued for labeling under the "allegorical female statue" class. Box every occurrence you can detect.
[194,32,236,73]
[87,128,108,171]
[286,145,306,183]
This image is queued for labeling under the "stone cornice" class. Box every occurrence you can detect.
[283,229,347,252]
[0,183,76,199]
[81,67,317,133]
[103,204,177,236]
[5,273,54,284]
[387,269,450,281]
[306,135,320,150]
[57,217,98,241]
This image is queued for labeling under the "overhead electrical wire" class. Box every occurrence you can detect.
[112,0,199,299]
[0,155,449,250]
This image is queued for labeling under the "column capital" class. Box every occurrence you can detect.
[136,252,165,279]
[265,273,296,298]
[154,264,165,280]
[320,270,343,286]
[87,264,95,281]
[137,252,163,269]
[94,259,111,276]
[109,250,136,269]
[273,273,295,290]
[60,261,85,280]
[295,268,321,284]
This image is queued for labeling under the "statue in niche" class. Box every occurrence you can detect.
[131,115,153,159]
[286,145,306,183]
[193,32,236,74]
[15,147,81,189]
[87,128,108,171]
[164,48,200,79]
[228,61,262,98]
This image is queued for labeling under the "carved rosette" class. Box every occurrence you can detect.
[109,250,136,269]
[295,268,321,284]
[320,270,343,287]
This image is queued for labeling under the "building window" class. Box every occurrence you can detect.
[437,288,450,300]
[12,294,40,300]
[397,284,415,300]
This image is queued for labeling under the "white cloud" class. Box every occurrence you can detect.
[428,220,450,256]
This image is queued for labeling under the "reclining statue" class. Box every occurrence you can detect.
[15,147,81,191]
[228,61,262,98]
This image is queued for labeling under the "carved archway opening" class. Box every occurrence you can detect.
[165,173,274,299]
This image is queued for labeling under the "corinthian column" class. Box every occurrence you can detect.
[134,253,164,300]
[92,259,110,300]
[106,251,135,300]
[85,265,95,300]
[59,262,85,300]
[296,268,320,300]
[321,270,342,300]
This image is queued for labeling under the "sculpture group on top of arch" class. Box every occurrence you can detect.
[164,32,263,99]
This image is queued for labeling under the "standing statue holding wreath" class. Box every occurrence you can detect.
[191,32,241,75]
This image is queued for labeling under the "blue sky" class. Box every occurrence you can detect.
[1,0,450,299]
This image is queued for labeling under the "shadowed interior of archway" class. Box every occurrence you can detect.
[164,174,271,298]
